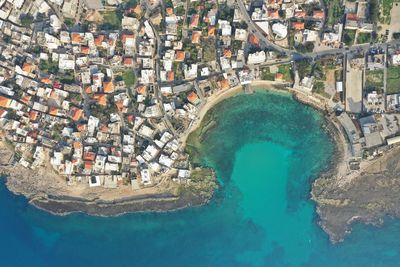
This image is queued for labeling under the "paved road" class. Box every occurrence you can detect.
[236,0,290,55]
[236,0,400,61]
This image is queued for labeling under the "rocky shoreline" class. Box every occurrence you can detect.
[3,86,400,244]
[0,141,215,216]
[30,190,209,216]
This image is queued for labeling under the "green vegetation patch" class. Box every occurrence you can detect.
[190,168,214,183]
[356,32,371,44]
[20,14,34,27]
[40,60,59,74]
[122,71,136,87]
[278,64,292,82]
[64,18,75,27]
[202,38,216,62]
[379,0,400,23]
[366,69,384,93]
[343,30,356,46]
[313,81,330,98]
[100,11,123,30]
[59,71,75,84]
[387,66,400,94]
[326,0,345,27]
[261,67,275,81]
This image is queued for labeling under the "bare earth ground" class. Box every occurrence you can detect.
[389,3,400,41]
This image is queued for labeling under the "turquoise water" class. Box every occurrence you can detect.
[1,91,400,266]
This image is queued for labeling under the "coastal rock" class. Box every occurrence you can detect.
[312,146,400,243]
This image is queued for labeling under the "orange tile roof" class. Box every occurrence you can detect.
[93,94,107,106]
[81,46,90,54]
[41,78,52,84]
[73,141,82,149]
[223,49,232,58]
[133,5,142,16]
[77,123,87,132]
[346,13,358,21]
[22,63,32,73]
[84,161,93,170]
[85,85,93,94]
[127,114,135,123]
[122,34,134,44]
[208,26,216,36]
[94,35,105,46]
[49,107,59,116]
[21,95,31,105]
[218,79,230,90]
[0,96,11,108]
[167,71,174,81]
[313,10,325,19]
[175,51,185,62]
[71,33,81,44]
[123,57,134,66]
[275,73,284,81]
[292,22,305,30]
[84,152,96,161]
[268,9,279,18]
[103,81,114,93]
[50,90,58,99]
[191,31,201,43]
[136,85,147,95]
[190,14,199,28]
[0,109,6,118]
[29,111,39,121]
[294,10,306,18]
[71,107,83,121]
[187,91,199,104]
[248,34,260,46]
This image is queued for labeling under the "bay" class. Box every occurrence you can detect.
[1,91,400,267]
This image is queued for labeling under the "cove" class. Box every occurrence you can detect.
[2,91,400,266]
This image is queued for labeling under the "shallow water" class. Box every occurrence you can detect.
[1,91,400,266]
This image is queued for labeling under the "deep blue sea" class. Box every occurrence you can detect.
[1,91,400,267]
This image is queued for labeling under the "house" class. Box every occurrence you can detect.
[190,14,199,28]
[313,10,325,19]
[292,22,305,30]
[191,31,201,44]
[294,10,306,18]
[187,91,200,105]
[247,51,266,64]
[0,96,12,108]
[272,23,287,38]
[103,81,114,93]
[268,9,279,19]
[175,51,185,62]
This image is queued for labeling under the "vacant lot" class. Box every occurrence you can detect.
[389,2,400,40]
[356,32,371,44]
[260,67,275,81]
[387,66,400,94]
[326,0,344,27]
[366,69,384,92]
[346,62,363,113]
[343,30,356,46]
[100,11,123,30]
